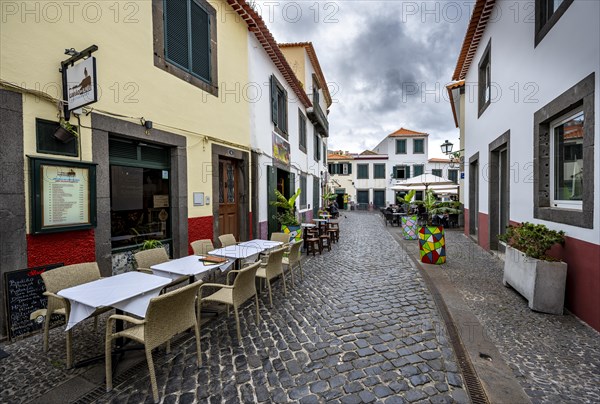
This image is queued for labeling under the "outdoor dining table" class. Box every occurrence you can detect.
[312,218,328,235]
[150,255,233,281]
[57,271,171,331]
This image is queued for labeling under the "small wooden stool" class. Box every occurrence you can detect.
[327,229,339,243]
[319,234,332,251]
[306,237,322,256]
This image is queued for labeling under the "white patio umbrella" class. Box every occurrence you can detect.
[401,173,456,191]
[390,183,458,192]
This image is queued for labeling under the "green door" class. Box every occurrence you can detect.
[267,166,278,237]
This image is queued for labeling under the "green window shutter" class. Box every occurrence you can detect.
[282,88,288,133]
[270,75,278,126]
[190,1,210,81]
[165,0,190,69]
[396,139,406,154]
[432,169,442,177]
[348,164,352,174]
[313,175,320,216]
[413,165,424,176]
[406,166,411,178]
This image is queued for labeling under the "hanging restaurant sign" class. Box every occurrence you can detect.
[65,56,97,110]
[272,132,290,166]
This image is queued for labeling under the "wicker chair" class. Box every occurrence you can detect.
[282,240,304,286]
[41,262,110,369]
[134,248,187,290]
[256,247,287,307]
[270,232,291,245]
[218,234,237,247]
[197,261,261,342]
[105,280,203,402]
[190,239,215,255]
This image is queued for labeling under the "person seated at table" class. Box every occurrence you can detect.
[329,200,340,218]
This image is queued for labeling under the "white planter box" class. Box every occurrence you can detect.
[502,245,567,315]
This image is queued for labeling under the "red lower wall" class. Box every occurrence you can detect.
[27,230,95,267]
[549,237,600,332]
[478,212,489,250]
[187,216,214,255]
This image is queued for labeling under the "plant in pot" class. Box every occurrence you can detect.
[397,190,418,240]
[417,191,460,265]
[53,118,79,143]
[271,188,302,242]
[498,222,567,314]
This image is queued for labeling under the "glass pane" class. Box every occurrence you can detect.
[553,0,564,13]
[227,163,235,203]
[554,112,584,201]
[110,166,170,248]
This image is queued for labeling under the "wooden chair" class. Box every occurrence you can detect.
[134,248,187,290]
[319,233,332,252]
[256,247,287,307]
[197,261,261,342]
[190,239,215,255]
[105,280,203,402]
[41,262,110,369]
[218,234,237,247]
[282,240,304,286]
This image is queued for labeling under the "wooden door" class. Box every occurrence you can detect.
[218,158,239,240]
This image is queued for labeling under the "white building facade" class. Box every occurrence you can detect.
[452,0,600,331]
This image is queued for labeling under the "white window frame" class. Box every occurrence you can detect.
[549,108,584,210]
[342,163,348,175]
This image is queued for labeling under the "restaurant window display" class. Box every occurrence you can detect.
[109,138,171,249]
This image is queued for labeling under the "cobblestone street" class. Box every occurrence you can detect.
[1,211,467,403]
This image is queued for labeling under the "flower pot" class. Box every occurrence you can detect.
[281,225,302,243]
[418,226,446,264]
[502,245,567,314]
[53,126,77,143]
[401,215,418,240]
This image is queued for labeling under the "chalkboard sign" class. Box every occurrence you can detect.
[4,263,64,341]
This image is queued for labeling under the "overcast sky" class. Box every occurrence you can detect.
[256,0,471,158]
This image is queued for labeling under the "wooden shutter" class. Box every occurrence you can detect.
[282,87,288,133]
[406,166,411,178]
[165,0,190,69]
[313,175,320,216]
[270,75,278,126]
[348,163,352,174]
[190,0,210,80]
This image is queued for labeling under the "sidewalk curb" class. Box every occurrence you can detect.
[389,227,531,404]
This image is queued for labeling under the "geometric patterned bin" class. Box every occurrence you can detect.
[402,215,418,240]
[418,226,446,264]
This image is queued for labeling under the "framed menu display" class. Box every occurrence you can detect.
[29,157,97,234]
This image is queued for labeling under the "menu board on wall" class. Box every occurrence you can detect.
[29,157,97,234]
[41,165,90,227]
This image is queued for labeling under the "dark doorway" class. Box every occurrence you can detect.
[489,132,510,251]
[469,154,479,238]
[373,190,385,208]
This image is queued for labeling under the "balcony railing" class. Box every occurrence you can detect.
[307,103,329,137]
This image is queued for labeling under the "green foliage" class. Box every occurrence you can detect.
[139,239,164,251]
[498,222,565,261]
[322,191,337,202]
[270,188,301,226]
[59,118,78,137]
[396,189,416,209]
[423,190,461,226]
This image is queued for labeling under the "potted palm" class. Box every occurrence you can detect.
[53,118,79,143]
[397,190,418,240]
[271,188,302,242]
[498,223,567,314]
[418,191,460,264]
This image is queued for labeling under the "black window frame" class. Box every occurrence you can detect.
[271,75,288,137]
[535,0,574,47]
[153,0,218,96]
[357,164,369,179]
[413,139,425,154]
[373,163,386,179]
[448,169,459,184]
[478,39,492,117]
[314,133,321,161]
[36,118,79,157]
[298,109,307,153]
[395,139,407,154]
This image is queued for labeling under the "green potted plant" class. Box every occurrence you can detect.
[271,188,302,242]
[139,239,164,251]
[498,223,567,314]
[53,118,79,143]
[417,191,460,265]
[397,190,418,240]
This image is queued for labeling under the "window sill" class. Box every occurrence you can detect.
[534,206,592,229]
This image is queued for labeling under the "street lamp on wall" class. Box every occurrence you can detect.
[440,139,454,155]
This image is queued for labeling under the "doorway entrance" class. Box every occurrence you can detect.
[266,166,294,237]
[218,158,239,240]
[489,131,510,251]
[469,153,479,239]
[373,189,386,208]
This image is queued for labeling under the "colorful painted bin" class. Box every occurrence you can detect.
[418,226,446,264]
[402,215,418,240]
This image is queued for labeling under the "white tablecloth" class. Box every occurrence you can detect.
[58,272,171,330]
[237,240,283,250]
[151,255,233,279]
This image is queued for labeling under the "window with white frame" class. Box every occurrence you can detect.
[342,163,349,175]
[550,110,584,209]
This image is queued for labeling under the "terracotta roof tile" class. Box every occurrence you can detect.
[387,128,429,137]
[447,81,465,128]
[328,153,353,160]
[428,158,452,163]
[228,0,312,108]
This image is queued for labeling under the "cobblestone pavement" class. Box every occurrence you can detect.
[0,211,468,403]
[399,227,600,404]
